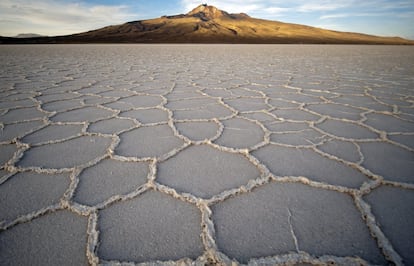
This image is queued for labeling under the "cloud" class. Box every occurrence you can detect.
[0,0,137,36]
[319,12,389,20]
[319,14,350,20]
[298,2,349,12]
[264,7,292,15]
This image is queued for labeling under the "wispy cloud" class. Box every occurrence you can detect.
[319,14,350,20]
[319,12,387,20]
[264,7,292,15]
[0,0,137,36]
[298,2,349,12]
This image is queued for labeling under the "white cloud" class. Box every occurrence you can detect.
[264,7,291,14]
[319,13,351,20]
[320,12,404,20]
[0,0,137,36]
[298,2,348,12]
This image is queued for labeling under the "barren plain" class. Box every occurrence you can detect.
[0,44,413,265]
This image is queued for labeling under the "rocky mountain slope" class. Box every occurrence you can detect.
[1,4,413,44]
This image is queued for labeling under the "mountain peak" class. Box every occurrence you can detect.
[187,4,227,20]
[2,4,413,45]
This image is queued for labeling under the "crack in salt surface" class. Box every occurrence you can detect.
[1,45,413,266]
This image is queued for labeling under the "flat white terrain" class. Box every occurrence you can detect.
[0,44,413,265]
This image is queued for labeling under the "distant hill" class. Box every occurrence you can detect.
[14,33,45,38]
[1,4,413,44]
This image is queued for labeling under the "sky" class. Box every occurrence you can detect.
[0,0,413,39]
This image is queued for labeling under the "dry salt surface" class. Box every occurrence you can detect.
[0,44,413,266]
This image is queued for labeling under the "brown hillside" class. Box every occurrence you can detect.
[1,4,413,44]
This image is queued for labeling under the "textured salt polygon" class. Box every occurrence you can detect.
[301,89,335,98]
[36,92,80,103]
[240,112,275,123]
[98,90,136,98]
[167,90,204,100]
[0,210,88,265]
[369,89,402,98]
[335,95,391,112]
[76,85,111,94]
[103,101,133,111]
[253,145,368,188]
[276,93,322,104]
[376,97,411,107]
[116,125,184,158]
[307,103,362,120]
[41,98,84,112]
[119,109,169,124]
[83,96,117,105]
[0,107,45,123]
[360,142,414,183]
[0,120,44,142]
[88,117,135,134]
[365,113,414,133]
[270,129,325,146]
[98,190,203,262]
[9,90,35,96]
[18,136,112,169]
[398,105,414,114]
[388,134,414,149]
[0,172,69,221]
[0,170,8,178]
[268,98,299,108]
[264,121,309,132]
[22,124,83,144]
[120,95,163,108]
[261,86,298,96]
[0,144,17,165]
[230,88,263,97]
[175,121,220,141]
[0,99,36,109]
[224,98,268,111]
[364,185,414,265]
[203,88,233,98]
[74,159,148,206]
[215,118,264,149]
[50,106,115,123]
[173,103,233,120]
[132,87,170,95]
[158,145,260,198]
[399,111,414,122]
[316,119,378,139]
[166,97,218,109]
[272,109,320,122]
[317,139,361,163]
[245,84,281,91]
[213,182,385,264]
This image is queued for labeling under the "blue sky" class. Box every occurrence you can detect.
[0,0,413,39]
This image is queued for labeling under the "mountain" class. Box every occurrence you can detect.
[1,4,413,44]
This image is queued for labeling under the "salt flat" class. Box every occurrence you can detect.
[0,44,413,265]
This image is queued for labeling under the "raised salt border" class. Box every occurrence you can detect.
[0,44,413,265]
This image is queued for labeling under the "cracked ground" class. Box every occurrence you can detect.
[0,45,413,266]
